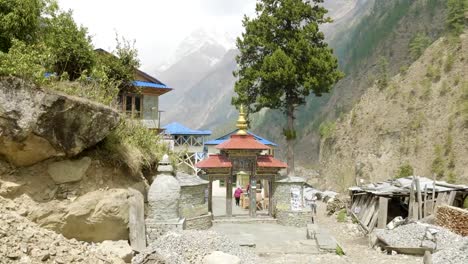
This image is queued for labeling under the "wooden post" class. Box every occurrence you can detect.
[416,176,423,220]
[249,174,257,217]
[128,188,146,252]
[378,197,389,229]
[208,176,213,213]
[268,177,273,217]
[424,185,428,218]
[226,174,233,217]
[409,178,416,220]
[432,174,436,211]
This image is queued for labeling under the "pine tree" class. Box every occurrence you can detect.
[446,0,468,35]
[233,0,343,175]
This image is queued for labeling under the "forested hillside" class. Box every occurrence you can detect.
[250,0,449,163]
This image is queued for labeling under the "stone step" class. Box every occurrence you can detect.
[314,229,338,252]
[212,216,277,224]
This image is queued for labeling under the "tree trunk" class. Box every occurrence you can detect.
[286,104,295,176]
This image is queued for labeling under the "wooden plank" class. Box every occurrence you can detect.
[226,174,233,217]
[378,197,389,229]
[434,192,447,214]
[128,188,146,252]
[416,176,423,220]
[363,199,377,226]
[447,191,457,206]
[432,174,436,211]
[358,196,372,220]
[208,176,213,213]
[426,200,434,216]
[423,186,428,218]
[368,204,380,232]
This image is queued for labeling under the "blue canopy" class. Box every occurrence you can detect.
[132,80,170,89]
[164,122,212,136]
[205,129,277,146]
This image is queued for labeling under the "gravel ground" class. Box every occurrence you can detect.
[315,202,421,264]
[375,222,468,250]
[0,197,123,264]
[133,230,258,264]
[432,241,468,264]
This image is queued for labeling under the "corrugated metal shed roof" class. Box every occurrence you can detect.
[205,129,277,146]
[163,122,212,136]
[350,176,468,195]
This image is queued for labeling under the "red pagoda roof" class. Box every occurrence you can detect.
[216,134,270,150]
[257,155,288,168]
[196,154,232,168]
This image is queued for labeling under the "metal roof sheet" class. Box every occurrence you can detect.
[205,130,277,146]
[163,122,212,136]
[132,80,171,89]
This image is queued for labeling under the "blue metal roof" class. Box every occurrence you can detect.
[205,130,277,146]
[133,80,170,89]
[163,122,212,136]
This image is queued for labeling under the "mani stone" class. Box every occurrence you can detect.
[47,157,92,184]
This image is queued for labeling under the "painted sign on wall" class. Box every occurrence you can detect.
[290,187,302,211]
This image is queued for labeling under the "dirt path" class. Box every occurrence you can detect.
[313,201,422,264]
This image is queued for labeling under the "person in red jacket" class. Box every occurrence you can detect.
[234,187,243,206]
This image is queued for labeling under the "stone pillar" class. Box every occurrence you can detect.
[273,176,312,227]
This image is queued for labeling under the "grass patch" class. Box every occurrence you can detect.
[337,209,347,222]
[464,197,468,209]
[336,245,345,256]
[319,121,336,139]
[444,53,455,72]
[426,65,441,82]
[100,118,171,176]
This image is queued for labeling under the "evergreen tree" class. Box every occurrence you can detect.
[233,0,343,175]
[446,0,468,35]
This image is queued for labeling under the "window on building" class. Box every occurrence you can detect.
[122,94,142,118]
[219,180,225,187]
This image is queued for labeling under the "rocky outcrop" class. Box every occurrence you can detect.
[60,189,130,242]
[319,33,468,189]
[0,197,125,263]
[47,157,92,184]
[0,77,120,166]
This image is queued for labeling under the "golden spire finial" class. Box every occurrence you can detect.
[236,105,248,135]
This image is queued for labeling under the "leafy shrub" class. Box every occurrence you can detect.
[431,145,445,179]
[409,33,431,59]
[446,0,468,36]
[319,121,336,139]
[376,57,389,90]
[0,40,50,83]
[396,163,414,178]
[399,65,409,76]
[444,53,455,72]
[426,65,441,82]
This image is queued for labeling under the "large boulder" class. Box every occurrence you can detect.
[47,157,92,184]
[60,189,130,242]
[97,240,133,263]
[0,77,120,166]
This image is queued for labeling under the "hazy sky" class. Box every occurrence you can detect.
[58,0,256,71]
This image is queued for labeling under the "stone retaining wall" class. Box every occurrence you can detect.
[145,219,185,241]
[184,213,213,230]
[276,208,312,227]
